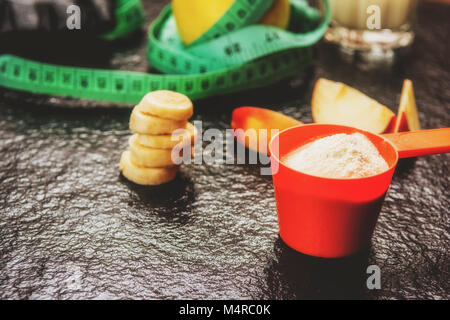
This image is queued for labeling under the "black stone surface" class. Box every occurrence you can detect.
[0,0,449,300]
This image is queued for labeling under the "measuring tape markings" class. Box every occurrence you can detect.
[149,1,328,73]
[186,0,275,47]
[0,0,330,103]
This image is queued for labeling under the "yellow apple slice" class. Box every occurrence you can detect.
[311,78,396,134]
[172,0,235,45]
[231,106,301,155]
[394,79,421,133]
[172,0,291,45]
[260,0,291,30]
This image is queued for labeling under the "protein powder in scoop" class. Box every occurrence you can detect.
[282,132,389,179]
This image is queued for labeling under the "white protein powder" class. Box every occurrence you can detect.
[282,133,389,179]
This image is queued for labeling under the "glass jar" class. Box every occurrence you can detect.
[324,0,418,50]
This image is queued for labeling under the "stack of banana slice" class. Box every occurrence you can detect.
[120,90,197,185]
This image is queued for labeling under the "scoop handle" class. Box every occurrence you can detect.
[382,128,450,159]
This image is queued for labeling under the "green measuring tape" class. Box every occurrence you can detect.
[102,0,146,39]
[0,0,330,104]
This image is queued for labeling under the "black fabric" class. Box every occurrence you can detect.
[0,0,116,34]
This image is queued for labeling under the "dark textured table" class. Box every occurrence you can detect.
[0,0,449,300]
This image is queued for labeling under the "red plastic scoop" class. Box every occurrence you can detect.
[231,106,450,258]
[231,106,450,158]
[268,124,450,258]
[382,128,450,158]
[269,124,397,258]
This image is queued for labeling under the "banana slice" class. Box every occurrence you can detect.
[138,90,194,121]
[130,105,187,135]
[120,151,179,185]
[135,122,198,149]
[129,134,190,168]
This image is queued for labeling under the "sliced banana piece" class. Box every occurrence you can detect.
[120,151,179,185]
[138,90,194,121]
[135,122,198,149]
[129,134,189,168]
[130,105,187,135]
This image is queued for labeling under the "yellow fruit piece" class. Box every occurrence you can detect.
[173,0,291,45]
[394,79,421,133]
[172,0,234,45]
[120,151,179,185]
[138,90,194,121]
[129,134,180,168]
[312,78,396,134]
[260,0,291,29]
[130,105,187,135]
[136,122,198,149]
[231,106,301,154]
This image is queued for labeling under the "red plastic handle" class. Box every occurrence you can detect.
[382,128,450,159]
